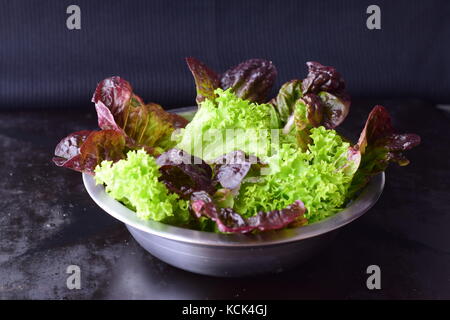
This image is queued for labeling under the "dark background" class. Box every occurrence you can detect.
[1,0,449,109]
[1,0,449,300]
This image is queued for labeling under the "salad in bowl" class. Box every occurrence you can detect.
[53,58,420,234]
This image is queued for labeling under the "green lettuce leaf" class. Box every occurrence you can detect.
[234,127,359,222]
[94,149,190,225]
[176,88,280,162]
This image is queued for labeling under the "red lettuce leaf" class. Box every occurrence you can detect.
[190,191,306,233]
[53,130,127,175]
[53,130,92,165]
[220,58,277,103]
[185,58,277,105]
[169,112,190,129]
[318,91,351,129]
[92,76,138,126]
[212,150,263,190]
[54,76,188,174]
[348,105,421,196]
[300,93,324,128]
[302,61,346,95]
[300,62,350,130]
[356,105,420,161]
[274,62,351,150]
[303,62,350,129]
[270,80,303,124]
[156,149,214,199]
[185,57,220,104]
[93,77,188,153]
[280,94,324,151]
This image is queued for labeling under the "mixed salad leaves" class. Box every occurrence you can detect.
[53,58,420,233]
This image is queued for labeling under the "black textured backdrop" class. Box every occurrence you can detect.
[0,0,449,109]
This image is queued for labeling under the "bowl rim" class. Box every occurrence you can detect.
[82,106,385,247]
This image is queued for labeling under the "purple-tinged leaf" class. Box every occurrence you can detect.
[185,57,220,104]
[270,80,303,124]
[169,112,190,129]
[92,76,135,125]
[95,101,120,131]
[276,62,351,150]
[220,59,277,103]
[78,130,128,175]
[301,93,324,128]
[53,130,127,175]
[302,61,346,95]
[356,105,421,158]
[156,149,214,199]
[318,91,350,129]
[212,150,261,190]
[356,105,393,153]
[290,94,324,150]
[93,77,188,152]
[348,105,421,197]
[190,191,306,233]
[53,130,92,163]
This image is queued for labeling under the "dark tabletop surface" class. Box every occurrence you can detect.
[0,99,449,300]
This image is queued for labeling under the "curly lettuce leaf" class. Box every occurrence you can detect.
[176,88,280,162]
[190,191,306,233]
[348,105,421,197]
[53,130,127,175]
[94,150,190,224]
[234,127,359,222]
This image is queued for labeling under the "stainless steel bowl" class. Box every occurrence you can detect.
[82,107,385,277]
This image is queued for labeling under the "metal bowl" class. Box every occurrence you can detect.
[82,107,385,277]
